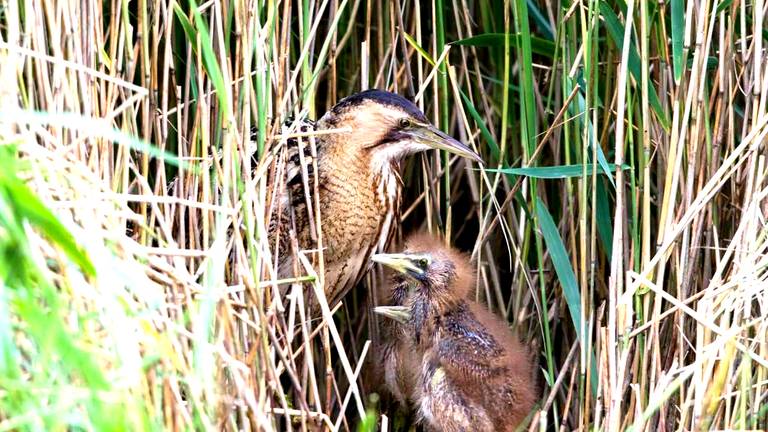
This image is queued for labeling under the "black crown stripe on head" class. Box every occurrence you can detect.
[330,89,427,122]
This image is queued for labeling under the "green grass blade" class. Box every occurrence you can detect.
[451,33,556,58]
[459,89,499,161]
[305,0,349,101]
[595,180,614,258]
[173,4,197,55]
[403,31,436,66]
[526,0,555,40]
[535,197,583,336]
[174,0,231,117]
[3,180,95,276]
[487,163,628,178]
[600,2,670,130]
[715,0,734,13]
[671,0,685,82]
[2,110,189,169]
[0,147,95,277]
[511,0,537,157]
[535,197,598,396]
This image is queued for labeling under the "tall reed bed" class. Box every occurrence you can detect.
[0,0,766,430]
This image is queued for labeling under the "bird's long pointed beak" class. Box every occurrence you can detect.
[410,124,484,164]
[370,253,423,276]
[373,305,411,324]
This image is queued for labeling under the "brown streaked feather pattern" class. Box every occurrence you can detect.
[378,236,538,432]
[265,119,318,280]
[376,278,421,407]
[267,109,404,312]
[266,90,480,317]
[419,352,494,432]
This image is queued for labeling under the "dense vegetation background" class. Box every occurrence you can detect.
[1,0,767,430]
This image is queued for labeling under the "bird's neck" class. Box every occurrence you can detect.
[373,157,403,198]
[317,130,404,232]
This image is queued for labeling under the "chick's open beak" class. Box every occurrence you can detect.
[371,253,424,277]
[409,123,483,164]
[373,305,411,324]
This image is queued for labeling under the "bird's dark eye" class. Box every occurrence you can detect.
[418,258,429,269]
[398,118,410,128]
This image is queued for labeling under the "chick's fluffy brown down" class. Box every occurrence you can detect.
[379,234,538,431]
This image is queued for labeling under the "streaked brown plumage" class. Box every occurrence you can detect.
[268,90,482,313]
[372,234,538,432]
[375,276,421,407]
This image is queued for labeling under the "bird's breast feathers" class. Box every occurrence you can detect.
[372,162,402,251]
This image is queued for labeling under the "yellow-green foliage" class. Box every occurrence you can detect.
[0,0,766,430]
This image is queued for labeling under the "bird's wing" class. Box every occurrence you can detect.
[420,351,496,432]
[265,118,319,211]
[325,241,372,299]
[264,119,322,277]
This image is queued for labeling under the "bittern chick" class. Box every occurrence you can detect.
[374,274,421,408]
[270,90,482,312]
[372,234,538,432]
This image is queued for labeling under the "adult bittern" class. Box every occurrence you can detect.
[372,234,538,432]
[269,90,482,312]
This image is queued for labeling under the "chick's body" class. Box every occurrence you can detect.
[372,234,537,432]
[419,301,537,432]
[377,279,421,406]
[380,312,420,405]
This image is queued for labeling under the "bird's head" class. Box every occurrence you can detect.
[371,233,474,333]
[318,89,482,165]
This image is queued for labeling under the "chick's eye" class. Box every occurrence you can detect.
[398,118,410,128]
[418,258,429,269]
